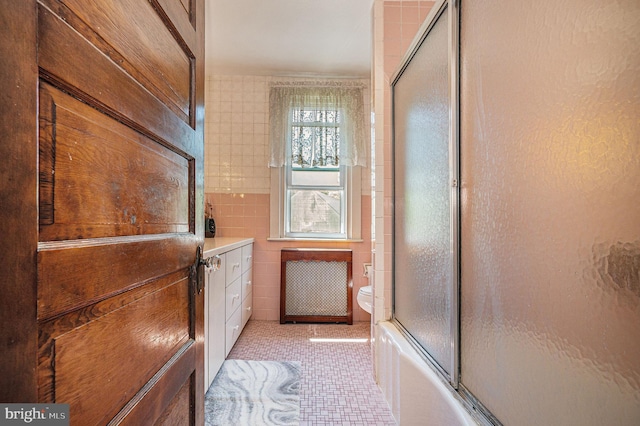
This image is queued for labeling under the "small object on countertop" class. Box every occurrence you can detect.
[205,217,216,238]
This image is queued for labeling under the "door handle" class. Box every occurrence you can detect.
[194,246,205,294]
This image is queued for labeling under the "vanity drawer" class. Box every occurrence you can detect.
[225,247,242,286]
[241,269,252,301]
[225,278,242,321]
[225,307,242,356]
[242,292,252,328]
[241,244,253,273]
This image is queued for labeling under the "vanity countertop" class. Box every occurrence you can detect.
[203,237,254,258]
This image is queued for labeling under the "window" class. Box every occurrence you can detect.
[286,108,345,238]
[269,82,366,240]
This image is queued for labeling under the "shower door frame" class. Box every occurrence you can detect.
[390,0,461,388]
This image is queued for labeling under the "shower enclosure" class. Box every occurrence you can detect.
[392,0,458,385]
[391,0,640,424]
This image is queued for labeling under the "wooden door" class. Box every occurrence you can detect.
[0,0,206,424]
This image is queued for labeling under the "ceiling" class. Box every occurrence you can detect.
[205,0,375,78]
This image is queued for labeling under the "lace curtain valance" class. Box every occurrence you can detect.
[268,81,367,168]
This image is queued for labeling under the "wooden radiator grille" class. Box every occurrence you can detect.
[280,248,353,324]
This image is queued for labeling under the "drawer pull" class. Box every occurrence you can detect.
[233,263,240,270]
[246,281,252,286]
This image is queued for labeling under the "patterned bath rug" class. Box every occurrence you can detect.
[205,360,301,426]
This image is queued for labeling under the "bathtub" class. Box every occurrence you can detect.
[375,321,480,426]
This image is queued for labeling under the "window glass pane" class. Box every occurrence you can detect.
[291,170,341,186]
[289,190,342,234]
[290,109,341,167]
[292,109,340,123]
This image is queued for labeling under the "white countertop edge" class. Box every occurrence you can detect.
[203,237,254,257]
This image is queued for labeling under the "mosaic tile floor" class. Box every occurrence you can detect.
[227,320,397,426]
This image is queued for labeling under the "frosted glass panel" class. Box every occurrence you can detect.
[393,8,452,376]
[460,0,640,424]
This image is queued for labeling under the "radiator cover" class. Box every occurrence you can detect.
[280,248,353,324]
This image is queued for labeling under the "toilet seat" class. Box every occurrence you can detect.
[357,285,373,314]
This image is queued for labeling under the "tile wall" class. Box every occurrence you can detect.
[204,75,372,322]
[205,76,271,194]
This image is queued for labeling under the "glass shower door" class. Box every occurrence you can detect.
[392,3,456,380]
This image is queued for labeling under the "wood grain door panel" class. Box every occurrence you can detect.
[39,277,190,424]
[155,0,197,44]
[37,4,196,155]
[153,378,192,426]
[39,0,193,123]
[114,347,196,426]
[37,236,195,320]
[39,84,191,241]
[37,270,189,397]
[24,0,205,423]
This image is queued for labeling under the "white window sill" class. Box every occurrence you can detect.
[267,237,364,243]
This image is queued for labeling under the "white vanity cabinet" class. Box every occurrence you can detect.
[203,238,253,393]
[204,253,225,393]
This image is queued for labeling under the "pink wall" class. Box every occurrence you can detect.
[205,192,373,322]
[383,1,436,70]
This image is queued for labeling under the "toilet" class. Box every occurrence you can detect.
[357,264,373,314]
[357,285,372,314]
